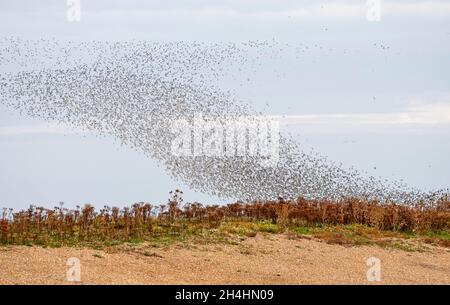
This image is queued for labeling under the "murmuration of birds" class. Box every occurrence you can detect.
[0,37,446,206]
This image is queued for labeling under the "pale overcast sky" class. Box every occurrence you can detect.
[1,0,449,209]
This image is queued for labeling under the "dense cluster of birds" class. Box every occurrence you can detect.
[0,37,445,206]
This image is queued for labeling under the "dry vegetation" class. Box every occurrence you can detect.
[1,190,449,249]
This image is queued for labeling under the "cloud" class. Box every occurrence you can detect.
[2,102,450,136]
[277,103,450,126]
[268,102,450,134]
[275,102,450,126]
[385,1,450,18]
[0,123,86,136]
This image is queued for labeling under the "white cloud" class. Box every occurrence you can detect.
[276,103,450,126]
[2,103,450,136]
[0,123,86,136]
[384,1,450,18]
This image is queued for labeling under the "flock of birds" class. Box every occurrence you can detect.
[0,37,445,205]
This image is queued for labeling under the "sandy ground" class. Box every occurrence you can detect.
[0,234,449,284]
